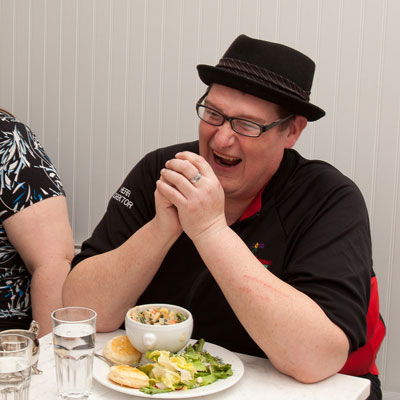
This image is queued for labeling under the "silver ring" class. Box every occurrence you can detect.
[189,172,202,184]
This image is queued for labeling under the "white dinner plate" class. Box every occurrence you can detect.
[93,339,244,398]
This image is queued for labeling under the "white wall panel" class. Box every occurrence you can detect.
[1,0,399,392]
[29,0,46,136]
[74,0,95,241]
[12,0,30,120]
[43,0,62,168]
[178,1,202,144]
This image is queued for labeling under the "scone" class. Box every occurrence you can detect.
[103,335,142,365]
[108,365,149,388]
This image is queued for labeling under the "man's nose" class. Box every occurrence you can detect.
[214,120,236,147]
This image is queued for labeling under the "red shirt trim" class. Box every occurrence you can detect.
[239,185,266,221]
[340,276,386,376]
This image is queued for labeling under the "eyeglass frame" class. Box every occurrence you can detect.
[195,92,294,138]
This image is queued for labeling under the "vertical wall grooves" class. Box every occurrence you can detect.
[384,94,400,385]
[294,0,300,48]
[42,0,48,146]
[122,0,130,177]
[216,0,221,57]
[87,0,96,236]
[139,1,148,159]
[157,0,166,149]
[194,0,202,135]
[27,0,32,125]
[331,0,343,166]
[369,1,387,221]
[351,0,366,179]
[235,0,240,36]
[57,0,63,168]
[175,0,183,144]
[255,0,261,36]
[310,0,322,158]
[11,2,16,111]
[380,2,393,385]
[71,0,80,235]
[104,0,113,205]
[275,0,281,41]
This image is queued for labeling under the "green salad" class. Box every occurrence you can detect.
[138,339,233,394]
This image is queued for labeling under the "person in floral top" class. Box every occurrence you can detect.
[0,109,74,336]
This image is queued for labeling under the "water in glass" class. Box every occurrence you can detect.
[53,323,95,399]
[0,334,32,400]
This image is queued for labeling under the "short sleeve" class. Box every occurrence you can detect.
[0,113,65,221]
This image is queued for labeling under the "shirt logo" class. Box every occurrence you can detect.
[112,186,133,209]
[251,242,271,268]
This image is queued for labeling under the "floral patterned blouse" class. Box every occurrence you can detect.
[0,110,65,330]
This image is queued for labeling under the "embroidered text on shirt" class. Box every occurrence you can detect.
[112,186,133,209]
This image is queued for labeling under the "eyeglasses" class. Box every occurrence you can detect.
[195,93,293,138]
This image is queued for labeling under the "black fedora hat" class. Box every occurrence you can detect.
[197,35,325,121]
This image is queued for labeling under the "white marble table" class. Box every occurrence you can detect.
[30,329,370,400]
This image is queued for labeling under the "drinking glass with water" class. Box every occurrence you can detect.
[0,334,33,400]
[51,307,97,399]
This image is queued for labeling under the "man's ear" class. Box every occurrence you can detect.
[285,115,307,148]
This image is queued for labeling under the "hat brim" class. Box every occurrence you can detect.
[197,64,325,121]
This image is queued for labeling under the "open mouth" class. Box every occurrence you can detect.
[213,150,242,167]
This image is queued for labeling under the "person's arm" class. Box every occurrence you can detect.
[157,151,350,383]
[62,180,182,332]
[193,227,349,383]
[3,196,74,337]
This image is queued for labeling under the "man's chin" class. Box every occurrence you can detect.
[219,179,241,197]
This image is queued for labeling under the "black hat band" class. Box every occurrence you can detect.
[217,57,310,102]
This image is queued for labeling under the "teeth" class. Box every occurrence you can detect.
[213,150,240,161]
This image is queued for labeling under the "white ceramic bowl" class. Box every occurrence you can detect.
[125,303,193,353]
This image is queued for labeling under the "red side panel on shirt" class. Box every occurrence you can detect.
[340,276,386,376]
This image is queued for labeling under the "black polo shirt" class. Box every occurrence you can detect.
[72,141,373,360]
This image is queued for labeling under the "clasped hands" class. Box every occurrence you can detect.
[155,151,227,243]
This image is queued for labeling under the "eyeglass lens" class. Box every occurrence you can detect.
[197,106,261,136]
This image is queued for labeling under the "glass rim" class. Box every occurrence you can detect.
[0,333,33,354]
[51,306,97,324]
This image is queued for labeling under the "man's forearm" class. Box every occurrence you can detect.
[62,218,180,331]
[193,226,349,383]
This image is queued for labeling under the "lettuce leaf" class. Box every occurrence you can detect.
[139,339,233,394]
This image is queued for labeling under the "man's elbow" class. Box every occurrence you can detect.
[275,359,344,384]
[269,343,349,384]
[291,368,336,384]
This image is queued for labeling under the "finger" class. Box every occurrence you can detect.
[160,167,197,198]
[164,158,199,181]
[174,151,214,177]
[164,159,204,189]
[156,178,187,207]
[159,169,176,186]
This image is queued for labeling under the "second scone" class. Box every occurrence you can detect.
[103,335,142,365]
[108,365,149,388]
